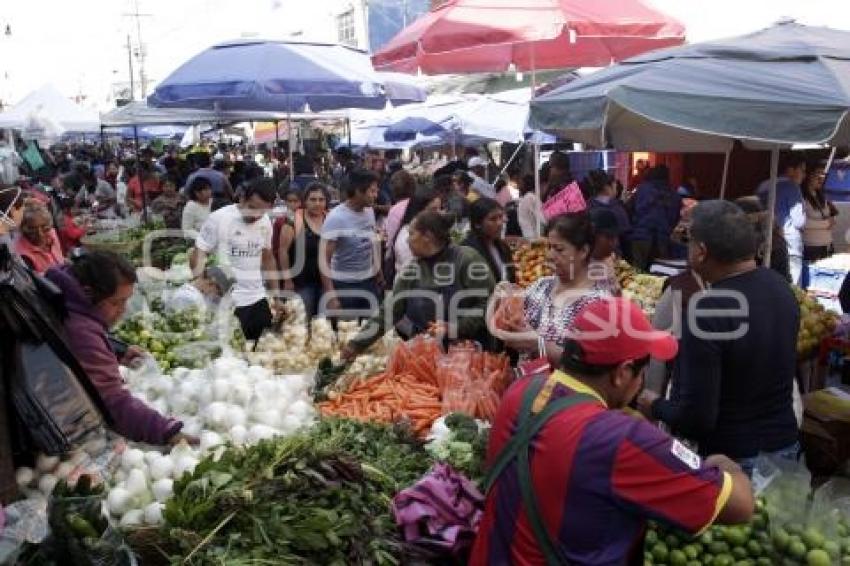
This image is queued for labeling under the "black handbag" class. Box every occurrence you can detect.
[11,341,105,455]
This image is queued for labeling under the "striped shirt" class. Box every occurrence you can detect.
[470,371,732,566]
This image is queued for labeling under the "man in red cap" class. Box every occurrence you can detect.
[470,296,754,566]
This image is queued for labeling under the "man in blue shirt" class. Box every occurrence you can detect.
[757,153,806,285]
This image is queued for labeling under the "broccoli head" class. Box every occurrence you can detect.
[445,412,479,442]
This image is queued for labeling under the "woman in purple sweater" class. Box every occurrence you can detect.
[46,251,193,446]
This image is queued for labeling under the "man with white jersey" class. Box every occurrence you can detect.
[190,178,279,341]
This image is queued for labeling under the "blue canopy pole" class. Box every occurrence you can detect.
[133,125,148,224]
[764,147,780,268]
[719,148,731,199]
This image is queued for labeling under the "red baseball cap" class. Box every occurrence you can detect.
[570,297,678,365]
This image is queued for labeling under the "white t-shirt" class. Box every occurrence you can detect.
[182,200,212,234]
[167,282,206,311]
[195,204,272,307]
[518,192,543,239]
[321,202,377,282]
[393,225,415,278]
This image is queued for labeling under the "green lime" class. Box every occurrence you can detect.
[684,545,700,559]
[773,529,790,551]
[714,554,734,566]
[802,528,826,550]
[787,523,805,536]
[756,558,773,566]
[789,540,808,559]
[726,527,748,547]
[825,541,841,558]
[710,541,730,555]
[806,548,831,566]
[751,514,767,531]
[645,528,659,546]
[746,540,762,557]
[731,546,748,560]
[652,542,669,563]
[669,549,688,566]
[735,560,754,566]
[643,551,654,565]
[666,534,682,549]
[686,562,701,566]
[701,531,715,546]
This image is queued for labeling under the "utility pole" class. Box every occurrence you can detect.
[123,0,152,97]
[126,34,136,101]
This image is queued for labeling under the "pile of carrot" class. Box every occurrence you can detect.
[318,337,513,434]
[317,372,442,436]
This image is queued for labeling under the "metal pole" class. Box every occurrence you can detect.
[499,141,525,177]
[287,110,295,181]
[533,140,542,238]
[126,34,135,100]
[719,147,731,199]
[825,146,838,176]
[764,147,780,268]
[347,117,352,148]
[133,125,147,223]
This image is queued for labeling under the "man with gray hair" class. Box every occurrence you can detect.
[638,200,800,475]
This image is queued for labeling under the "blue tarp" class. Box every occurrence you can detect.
[530,22,850,152]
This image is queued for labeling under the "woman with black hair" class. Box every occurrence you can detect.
[801,161,838,262]
[277,183,328,317]
[494,212,611,365]
[181,176,213,234]
[341,210,496,359]
[462,197,515,284]
[45,251,194,446]
[391,186,442,280]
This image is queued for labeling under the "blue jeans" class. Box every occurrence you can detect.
[327,278,379,320]
[736,442,800,477]
[295,284,323,319]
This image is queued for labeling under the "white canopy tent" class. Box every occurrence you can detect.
[0,85,100,136]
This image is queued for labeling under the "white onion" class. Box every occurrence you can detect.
[36,454,60,473]
[200,431,224,452]
[229,425,248,446]
[144,502,164,525]
[247,424,277,444]
[149,456,174,481]
[126,469,149,497]
[55,462,76,480]
[174,455,199,479]
[15,467,35,488]
[120,509,144,527]
[121,448,145,471]
[152,478,174,502]
[108,487,133,516]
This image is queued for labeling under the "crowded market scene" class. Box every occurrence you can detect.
[3,0,850,564]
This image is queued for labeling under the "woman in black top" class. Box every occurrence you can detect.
[278,184,328,317]
[462,197,515,284]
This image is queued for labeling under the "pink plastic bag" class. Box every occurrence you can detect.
[542,181,586,220]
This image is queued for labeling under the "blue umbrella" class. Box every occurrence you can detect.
[148,39,426,113]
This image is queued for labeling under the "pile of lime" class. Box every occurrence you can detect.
[645,499,850,566]
[115,308,214,371]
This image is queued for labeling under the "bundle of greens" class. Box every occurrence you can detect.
[145,419,432,565]
[425,413,490,485]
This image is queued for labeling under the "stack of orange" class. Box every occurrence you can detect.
[514,241,551,287]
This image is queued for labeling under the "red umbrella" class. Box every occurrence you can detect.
[372,0,686,74]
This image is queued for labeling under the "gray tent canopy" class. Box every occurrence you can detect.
[529,20,850,152]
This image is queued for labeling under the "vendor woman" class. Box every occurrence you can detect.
[341,210,496,359]
[495,212,611,365]
[46,251,196,446]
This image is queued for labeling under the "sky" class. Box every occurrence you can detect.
[2,0,850,112]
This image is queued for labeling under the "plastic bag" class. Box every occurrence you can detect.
[808,478,850,543]
[753,454,811,536]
